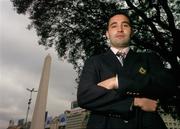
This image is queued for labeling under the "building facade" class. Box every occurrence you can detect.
[7,101,180,129]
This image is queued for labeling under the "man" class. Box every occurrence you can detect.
[77,12,176,129]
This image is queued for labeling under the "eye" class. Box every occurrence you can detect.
[109,22,118,29]
[123,23,130,27]
[111,25,117,28]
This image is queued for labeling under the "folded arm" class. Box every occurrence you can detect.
[77,58,133,114]
[98,77,158,112]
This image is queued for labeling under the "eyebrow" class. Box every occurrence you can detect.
[109,22,118,27]
[109,21,131,27]
[122,21,131,25]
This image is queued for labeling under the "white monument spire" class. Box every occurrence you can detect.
[30,54,52,129]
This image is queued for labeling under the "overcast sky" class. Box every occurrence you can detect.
[0,1,78,128]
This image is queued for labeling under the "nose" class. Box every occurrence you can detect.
[117,25,123,32]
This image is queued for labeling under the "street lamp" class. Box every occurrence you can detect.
[25,88,38,129]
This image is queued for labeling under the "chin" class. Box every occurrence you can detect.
[111,41,129,48]
[116,43,129,48]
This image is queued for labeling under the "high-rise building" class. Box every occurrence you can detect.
[65,108,89,129]
[9,120,14,127]
[62,100,89,129]
[161,113,180,129]
[159,106,180,129]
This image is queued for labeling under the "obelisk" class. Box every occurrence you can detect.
[30,54,52,129]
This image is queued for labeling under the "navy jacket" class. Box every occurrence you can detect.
[77,49,176,129]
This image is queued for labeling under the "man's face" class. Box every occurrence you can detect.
[106,14,132,49]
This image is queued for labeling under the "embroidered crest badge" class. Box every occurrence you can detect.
[139,67,147,75]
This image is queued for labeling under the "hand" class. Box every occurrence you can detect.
[134,98,158,112]
[97,77,117,90]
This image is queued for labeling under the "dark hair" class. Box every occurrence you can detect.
[106,11,132,29]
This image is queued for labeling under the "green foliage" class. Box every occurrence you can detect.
[11,0,180,71]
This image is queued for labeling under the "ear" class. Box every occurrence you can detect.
[106,31,109,39]
[130,29,134,38]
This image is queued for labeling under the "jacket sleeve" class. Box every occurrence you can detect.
[77,57,133,114]
[117,53,176,99]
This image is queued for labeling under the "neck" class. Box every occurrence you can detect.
[112,46,129,51]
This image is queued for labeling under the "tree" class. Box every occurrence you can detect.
[11,0,180,119]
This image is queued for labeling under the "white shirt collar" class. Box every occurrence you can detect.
[110,46,130,58]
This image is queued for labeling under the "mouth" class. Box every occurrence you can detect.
[115,35,125,39]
